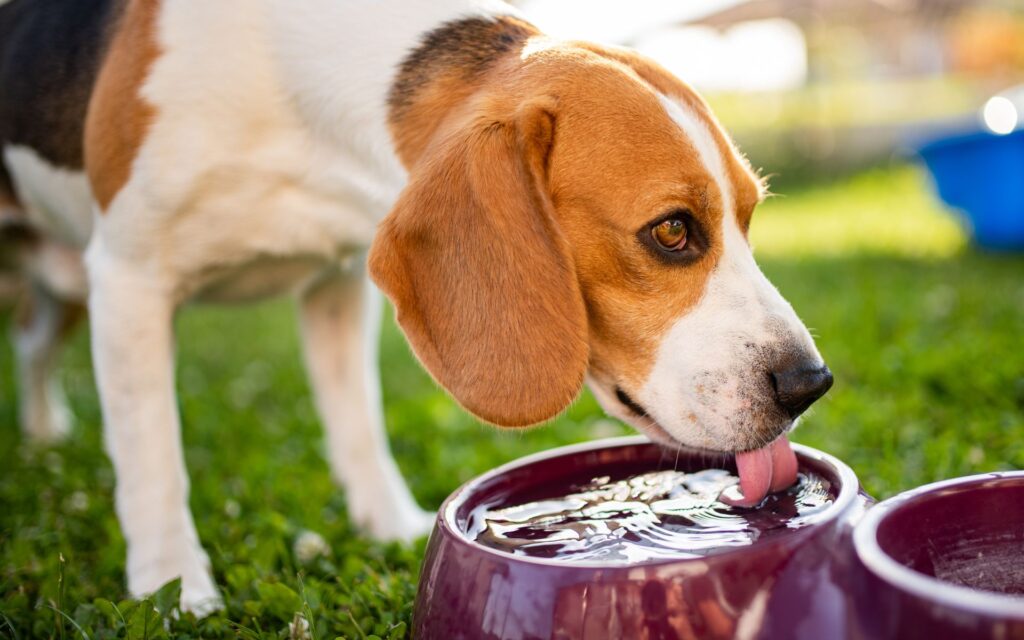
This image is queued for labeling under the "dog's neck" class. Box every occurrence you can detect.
[385,15,540,170]
[261,0,532,200]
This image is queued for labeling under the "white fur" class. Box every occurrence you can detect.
[73,0,515,613]
[2,144,90,443]
[299,267,434,541]
[630,96,821,451]
[86,239,222,613]
[2,145,93,247]
[656,97,735,216]
[20,240,89,302]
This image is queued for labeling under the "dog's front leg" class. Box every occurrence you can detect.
[87,247,221,615]
[299,265,433,542]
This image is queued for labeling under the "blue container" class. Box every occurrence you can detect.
[917,129,1024,251]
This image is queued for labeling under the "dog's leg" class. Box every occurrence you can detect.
[87,248,221,614]
[11,281,82,442]
[299,266,434,542]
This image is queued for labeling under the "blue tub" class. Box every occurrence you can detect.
[917,129,1024,251]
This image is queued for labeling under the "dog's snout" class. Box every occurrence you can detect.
[770,363,833,418]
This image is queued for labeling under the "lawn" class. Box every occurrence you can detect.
[1,164,1022,638]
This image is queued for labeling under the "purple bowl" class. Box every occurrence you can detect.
[850,472,1024,639]
[414,436,872,640]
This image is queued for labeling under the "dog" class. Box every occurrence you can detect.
[0,0,833,613]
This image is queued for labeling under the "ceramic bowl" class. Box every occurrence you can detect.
[850,471,1024,639]
[413,436,872,640]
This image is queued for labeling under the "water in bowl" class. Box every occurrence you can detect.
[469,468,833,563]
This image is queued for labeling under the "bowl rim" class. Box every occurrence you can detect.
[439,435,861,569]
[916,126,1024,156]
[852,471,1024,617]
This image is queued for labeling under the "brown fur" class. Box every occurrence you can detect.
[575,42,764,229]
[528,56,711,388]
[371,94,589,427]
[377,27,764,426]
[84,0,160,211]
[0,189,19,217]
[388,16,539,167]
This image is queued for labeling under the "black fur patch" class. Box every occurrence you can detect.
[387,16,536,126]
[0,158,14,205]
[0,0,124,172]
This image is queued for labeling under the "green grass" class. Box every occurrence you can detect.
[1,164,1022,638]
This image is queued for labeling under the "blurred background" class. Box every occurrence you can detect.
[1,0,1023,637]
[519,0,1024,190]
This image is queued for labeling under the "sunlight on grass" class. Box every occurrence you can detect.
[751,164,967,258]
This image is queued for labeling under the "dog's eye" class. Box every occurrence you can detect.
[652,218,687,251]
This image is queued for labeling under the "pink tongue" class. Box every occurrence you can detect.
[721,436,799,507]
[768,436,799,492]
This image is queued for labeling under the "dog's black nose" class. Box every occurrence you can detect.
[770,363,833,418]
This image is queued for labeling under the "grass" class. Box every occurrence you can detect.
[1,163,1022,638]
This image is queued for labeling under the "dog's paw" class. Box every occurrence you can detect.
[344,477,437,544]
[128,539,222,617]
[398,507,437,542]
[180,577,223,618]
[356,505,437,544]
[21,401,73,443]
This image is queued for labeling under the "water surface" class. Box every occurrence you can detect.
[469,468,833,563]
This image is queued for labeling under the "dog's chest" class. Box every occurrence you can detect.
[147,136,399,302]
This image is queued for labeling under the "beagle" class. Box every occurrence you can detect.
[0,0,833,613]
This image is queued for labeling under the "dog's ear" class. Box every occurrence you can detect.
[369,98,588,427]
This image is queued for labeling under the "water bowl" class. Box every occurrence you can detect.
[414,436,871,640]
[850,472,1024,639]
[916,129,1024,251]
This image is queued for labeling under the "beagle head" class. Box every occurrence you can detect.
[370,38,831,491]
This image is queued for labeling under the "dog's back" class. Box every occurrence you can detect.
[1,0,123,250]
[0,0,120,170]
